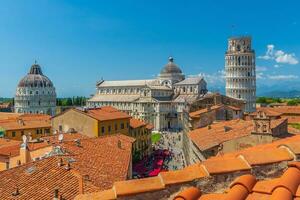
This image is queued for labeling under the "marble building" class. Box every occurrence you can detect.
[14,63,56,115]
[88,57,208,131]
[225,36,256,112]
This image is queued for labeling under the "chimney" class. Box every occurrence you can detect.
[53,188,59,200]
[224,126,231,132]
[18,119,24,126]
[20,144,30,164]
[57,158,63,167]
[64,162,71,171]
[12,186,20,196]
[117,140,122,149]
[75,139,81,147]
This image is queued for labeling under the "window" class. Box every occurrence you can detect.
[59,125,63,132]
[36,129,39,134]
[21,131,24,136]
[45,129,50,134]
[127,122,129,128]
[115,123,118,130]
[12,132,16,137]
[101,126,105,133]
[121,123,124,129]
[108,125,111,132]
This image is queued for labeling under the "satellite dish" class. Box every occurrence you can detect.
[58,133,64,143]
[22,135,27,144]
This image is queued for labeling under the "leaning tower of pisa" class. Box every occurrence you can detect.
[225,36,256,113]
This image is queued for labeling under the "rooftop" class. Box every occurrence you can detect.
[0,114,51,131]
[55,106,131,122]
[75,135,300,200]
[174,162,300,200]
[188,118,287,151]
[0,134,135,199]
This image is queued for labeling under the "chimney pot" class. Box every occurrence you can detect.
[58,158,63,167]
[64,163,71,171]
[12,186,20,196]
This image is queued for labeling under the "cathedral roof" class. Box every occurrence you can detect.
[160,57,183,74]
[17,63,54,88]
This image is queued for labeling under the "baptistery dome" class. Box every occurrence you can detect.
[14,63,56,115]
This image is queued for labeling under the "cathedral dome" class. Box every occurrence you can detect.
[18,64,54,88]
[160,57,183,74]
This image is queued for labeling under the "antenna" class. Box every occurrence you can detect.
[58,133,64,143]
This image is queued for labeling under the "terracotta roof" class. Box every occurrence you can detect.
[54,134,135,190]
[130,118,147,129]
[0,134,135,199]
[0,112,21,120]
[202,156,251,174]
[54,106,131,122]
[146,123,154,130]
[75,135,300,200]
[188,118,287,151]
[272,106,300,115]
[85,106,131,121]
[0,114,51,131]
[175,162,300,200]
[189,105,223,118]
[188,119,253,151]
[250,107,282,117]
[0,156,100,200]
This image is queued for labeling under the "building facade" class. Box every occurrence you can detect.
[88,57,208,131]
[225,36,256,113]
[51,106,153,158]
[14,63,56,115]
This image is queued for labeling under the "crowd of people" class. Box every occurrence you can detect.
[132,130,186,179]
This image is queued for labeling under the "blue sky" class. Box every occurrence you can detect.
[0,0,300,97]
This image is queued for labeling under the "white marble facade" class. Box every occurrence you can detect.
[14,63,56,115]
[88,57,208,131]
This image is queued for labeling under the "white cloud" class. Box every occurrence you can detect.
[274,64,280,68]
[267,75,298,80]
[198,70,225,84]
[256,66,267,72]
[258,44,298,65]
[256,72,265,79]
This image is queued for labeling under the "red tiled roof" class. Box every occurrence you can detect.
[85,106,131,121]
[75,135,300,200]
[0,114,51,131]
[0,156,100,200]
[189,105,222,118]
[0,134,135,199]
[188,118,287,151]
[175,162,300,200]
[130,118,147,129]
[188,119,253,151]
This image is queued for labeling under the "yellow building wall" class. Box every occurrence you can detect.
[52,109,98,138]
[98,119,130,137]
[4,127,52,141]
[0,145,53,171]
[129,126,152,157]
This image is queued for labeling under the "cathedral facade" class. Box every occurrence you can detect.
[14,63,56,115]
[87,57,208,131]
